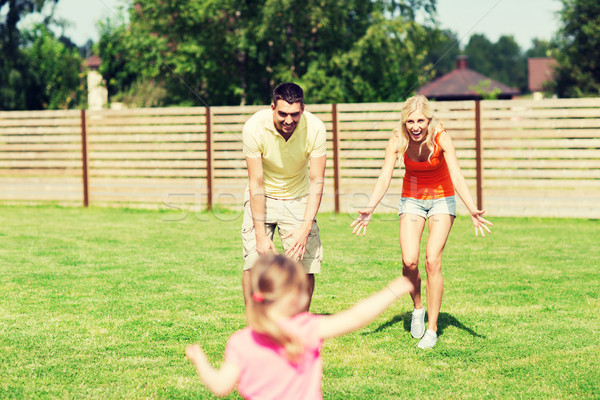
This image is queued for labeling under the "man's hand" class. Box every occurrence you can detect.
[256,234,278,255]
[281,225,311,261]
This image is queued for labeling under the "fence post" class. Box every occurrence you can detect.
[331,103,340,214]
[205,107,213,211]
[475,100,483,210]
[80,109,89,207]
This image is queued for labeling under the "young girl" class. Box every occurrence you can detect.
[186,254,413,399]
[351,95,492,349]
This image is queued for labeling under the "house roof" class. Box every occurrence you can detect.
[85,55,102,69]
[418,56,520,100]
[528,57,557,92]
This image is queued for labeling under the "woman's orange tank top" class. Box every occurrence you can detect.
[402,129,455,200]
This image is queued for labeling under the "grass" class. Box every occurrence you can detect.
[0,204,598,399]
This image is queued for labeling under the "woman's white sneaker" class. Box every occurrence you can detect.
[411,308,425,338]
[417,329,438,349]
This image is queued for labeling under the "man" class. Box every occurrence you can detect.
[241,82,327,310]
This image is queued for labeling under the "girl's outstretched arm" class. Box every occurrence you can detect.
[439,130,493,237]
[351,134,400,236]
[185,344,240,397]
[318,277,413,340]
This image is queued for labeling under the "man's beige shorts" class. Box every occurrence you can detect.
[241,188,323,273]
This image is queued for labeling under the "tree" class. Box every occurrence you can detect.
[525,38,552,58]
[422,28,461,78]
[0,0,58,109]
[23,25,84,109]
[96,0,439,106]
[551,0,600,97]
[465,33,526,93]
[0,0,83,110]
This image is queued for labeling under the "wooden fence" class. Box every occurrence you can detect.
[1,98,599,218]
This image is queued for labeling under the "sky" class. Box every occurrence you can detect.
[29,0,562,50]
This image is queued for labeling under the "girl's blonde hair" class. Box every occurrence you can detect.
[394,95,439,161]
[246,255,308,363]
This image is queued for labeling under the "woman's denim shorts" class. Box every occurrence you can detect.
[398,196,456,218]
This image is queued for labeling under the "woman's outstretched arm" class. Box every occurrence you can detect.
[439,130,492,237]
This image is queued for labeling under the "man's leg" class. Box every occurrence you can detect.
[242,269,253,308]
[279,197,323,311]
[241,191,277,309]
[305,273,315,312]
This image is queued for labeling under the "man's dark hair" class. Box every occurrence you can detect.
[272,83,304,106]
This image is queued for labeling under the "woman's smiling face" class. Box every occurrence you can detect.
[405,110,429,142]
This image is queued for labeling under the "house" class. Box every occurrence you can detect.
[418,56,520,101]
[85,55,108,110]
[528,57,557,99]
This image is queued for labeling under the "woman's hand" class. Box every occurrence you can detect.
[470,209,493,237]
[351,210,373,236]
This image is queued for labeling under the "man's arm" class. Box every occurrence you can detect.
[283,154,326,261]
[246,157,277,255]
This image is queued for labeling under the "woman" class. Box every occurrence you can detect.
[350,95,492,349]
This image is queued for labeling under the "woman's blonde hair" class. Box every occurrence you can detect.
[394,95,439,161]
[246,255,309,363]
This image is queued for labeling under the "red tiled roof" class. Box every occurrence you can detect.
[85,55,102,69]
[528,58,557,92]
[418,57,519,100]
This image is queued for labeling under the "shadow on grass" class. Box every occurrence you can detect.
[362,312,485,339]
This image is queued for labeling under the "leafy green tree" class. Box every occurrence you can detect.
[0,0,58,109]
[551,0,600,97]
[0,0,83,110]
[465,33,526,93]
[23,25,84,109]
[423,28,461,78]
[96,0,438,106]
[525,38,552,58]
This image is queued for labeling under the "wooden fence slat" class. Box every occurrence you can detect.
[89,169,205,178]
[90,177,207,186]
[87,152,208,160]
[87,116,207,126]
[0,152,82,159]
[338,103,404,112]
[0,127,81,135]
[89,160,208,169]
[88,107,205,117]
[482,128,600,139]
[0,160,83,168]
[88,142,207,151]
[87,133,206,143]
[484,159,600,169]
[0,168,82,176]
[482,108,600,119]
[88,125,208,134]
[484,179,600,189]
[482,119,600,129]
[0,110,80,118]
[482,98,600,109]
[484,169,600,179]
[0,118,82,127]
[483,149,600,158]
[0,143,81,151]
[482,138,600,148]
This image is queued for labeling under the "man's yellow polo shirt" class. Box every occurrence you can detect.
[242,109,327,200]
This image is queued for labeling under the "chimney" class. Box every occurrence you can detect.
[456,55,468,70]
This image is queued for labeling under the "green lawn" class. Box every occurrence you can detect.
[0,205,598,399]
